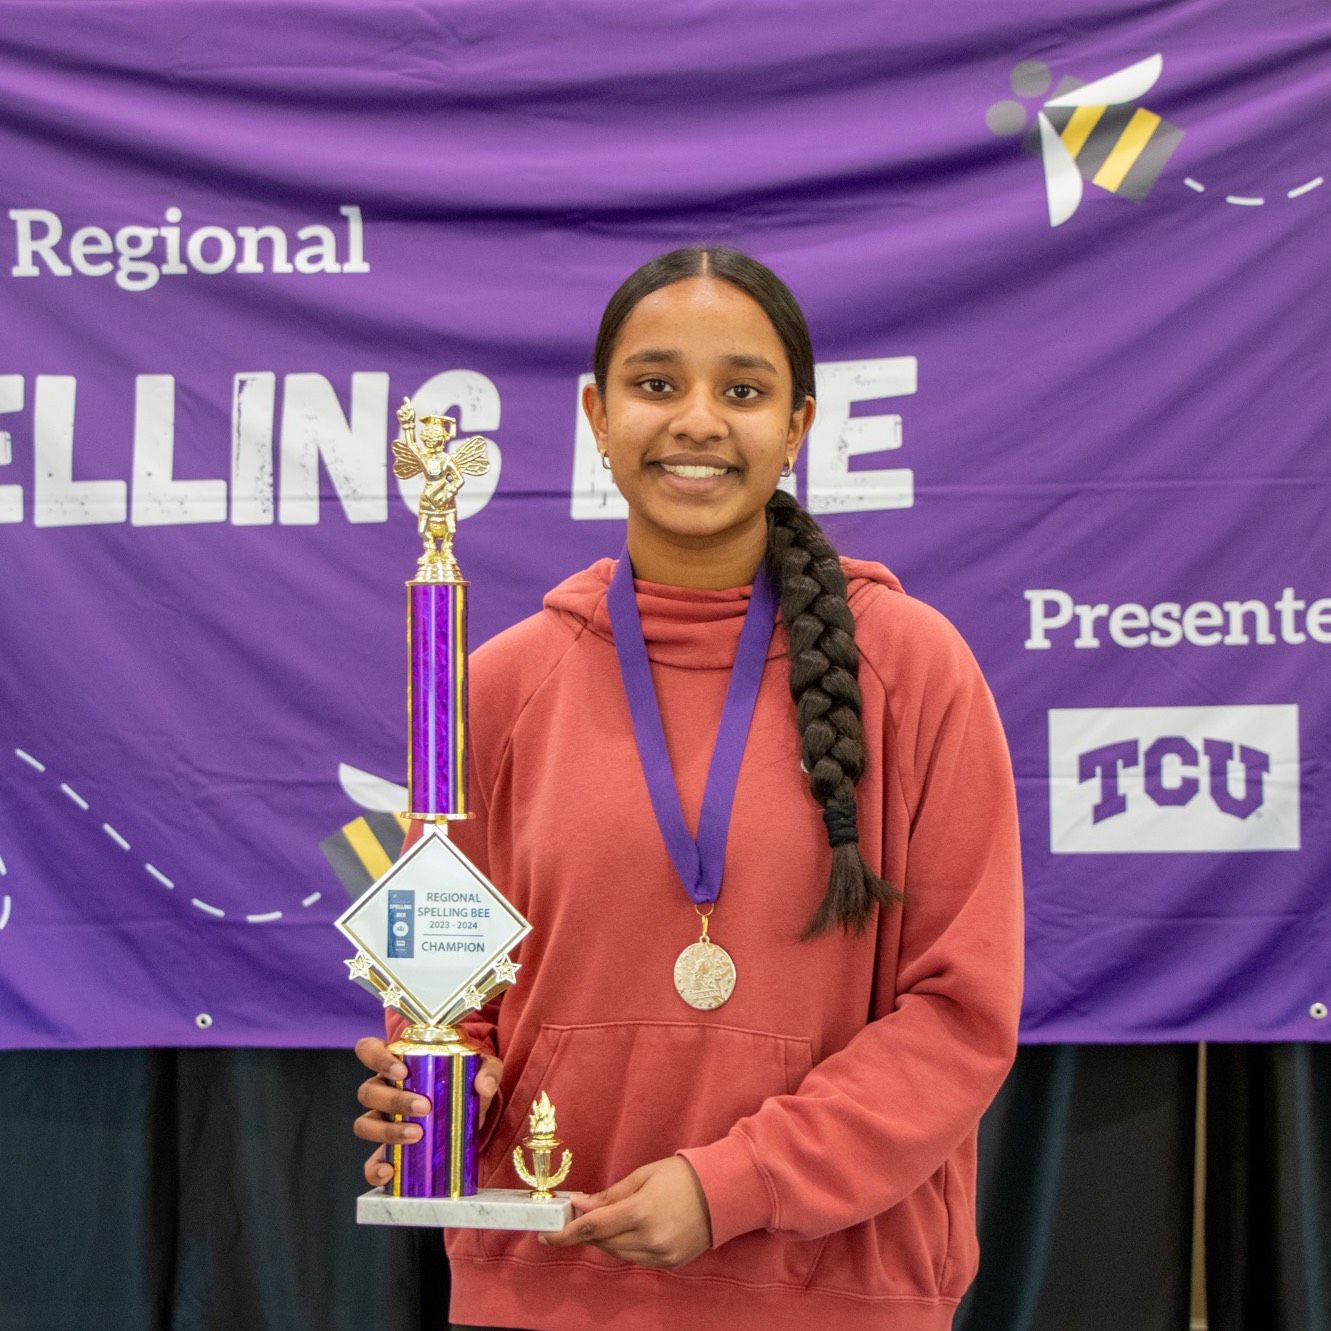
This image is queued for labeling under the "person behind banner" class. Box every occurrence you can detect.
[353,246,1024,1331]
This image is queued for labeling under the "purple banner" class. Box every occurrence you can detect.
[1,2,1327,1047]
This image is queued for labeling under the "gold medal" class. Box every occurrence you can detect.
[673,907,736,1010]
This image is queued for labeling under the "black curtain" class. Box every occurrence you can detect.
[2,1043,1327,1331]
[1205,1044,1331,1331]
[2,1049,445,1331]
[957,1044,1197,1331]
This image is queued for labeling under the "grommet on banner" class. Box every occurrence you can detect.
[195,1012,214,1029]
[1310,1002,1328,1021]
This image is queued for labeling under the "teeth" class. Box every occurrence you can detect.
[660,463,729,478]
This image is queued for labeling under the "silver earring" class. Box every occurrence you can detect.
[599,452,612,471]
[780,459,794,477]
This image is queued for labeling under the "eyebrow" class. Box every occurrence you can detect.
[620,348,779,374]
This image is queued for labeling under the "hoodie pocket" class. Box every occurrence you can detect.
[476,1019,822,1285]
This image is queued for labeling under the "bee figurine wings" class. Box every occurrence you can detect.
[392,396,493,583]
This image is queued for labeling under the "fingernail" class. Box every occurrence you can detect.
[377,1165,393,1179]
[404,1126,422,1142]
[411,1099,430,1115]
[390,1064,409,1080]
[537,1235,549,1245]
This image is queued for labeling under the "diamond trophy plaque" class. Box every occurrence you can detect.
[339,399,572,1231]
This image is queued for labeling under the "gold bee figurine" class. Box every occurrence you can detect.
[391,396,492,582]
[512,1091,572,1200]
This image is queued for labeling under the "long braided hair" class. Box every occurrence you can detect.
[592,246,898,937]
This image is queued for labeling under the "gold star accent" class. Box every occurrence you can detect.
[381,982,405,1009]
[492,955,519,985]
[345,953,374,981]
[462,984,486,1011]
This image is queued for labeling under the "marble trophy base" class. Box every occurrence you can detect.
[357,1186,573,1231]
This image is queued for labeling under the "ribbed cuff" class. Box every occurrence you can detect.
[677,1131,775,1248]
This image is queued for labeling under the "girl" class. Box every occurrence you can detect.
[354,247,1023,1331]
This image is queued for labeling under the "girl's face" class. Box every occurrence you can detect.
[584,277,815,559]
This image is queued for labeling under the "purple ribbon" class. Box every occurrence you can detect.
[607,550,778,906]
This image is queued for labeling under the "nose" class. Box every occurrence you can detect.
[667,384,728,444]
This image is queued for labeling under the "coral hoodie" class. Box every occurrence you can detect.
[393,556,1023,1331]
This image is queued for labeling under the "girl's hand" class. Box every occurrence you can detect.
[352,1036,503,1188]
[541,1157,713,1269]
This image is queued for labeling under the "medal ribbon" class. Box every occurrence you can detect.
[607,549,778,906]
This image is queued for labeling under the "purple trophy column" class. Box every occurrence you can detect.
[407,581,467,820]
[398,578,480,1198]
[392,1046,481,1198]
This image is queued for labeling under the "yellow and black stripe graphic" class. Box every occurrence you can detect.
[1039,75,1183,201]
[321,811,410,896]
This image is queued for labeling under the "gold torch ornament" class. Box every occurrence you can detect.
[513,1092,573,1200]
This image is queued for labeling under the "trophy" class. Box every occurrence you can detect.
[337,399,573,1231]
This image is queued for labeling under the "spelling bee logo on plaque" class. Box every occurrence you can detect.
[336,399,573,1231]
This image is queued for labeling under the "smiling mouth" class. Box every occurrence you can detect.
[658,462,733,479]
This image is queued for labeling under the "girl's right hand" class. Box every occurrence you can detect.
[353,1036,504,1188]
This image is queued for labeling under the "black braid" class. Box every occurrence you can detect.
[766,490,900,936]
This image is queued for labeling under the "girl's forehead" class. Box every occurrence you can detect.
[614,278,786,362]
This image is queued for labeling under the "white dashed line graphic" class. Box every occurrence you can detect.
[10,745,325,924]
[60,783,89,810]
[1186,174,1322,207]
[102,823,131,850]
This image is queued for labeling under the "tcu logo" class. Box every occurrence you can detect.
[1049,705,1300,854]
[1080,736,1269,824]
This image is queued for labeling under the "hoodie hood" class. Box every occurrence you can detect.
[543,556,905,669]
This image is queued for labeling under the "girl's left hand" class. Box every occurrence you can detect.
[540,1156,713,1269]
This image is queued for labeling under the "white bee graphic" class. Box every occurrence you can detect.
[1037,54,1166,226]
[321,764,412,897]
[338,763,407,814]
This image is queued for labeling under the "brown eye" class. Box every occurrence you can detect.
[727,384,760,400]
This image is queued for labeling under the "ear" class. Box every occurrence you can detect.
[785,396,815,465]
[582,380,609,452]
